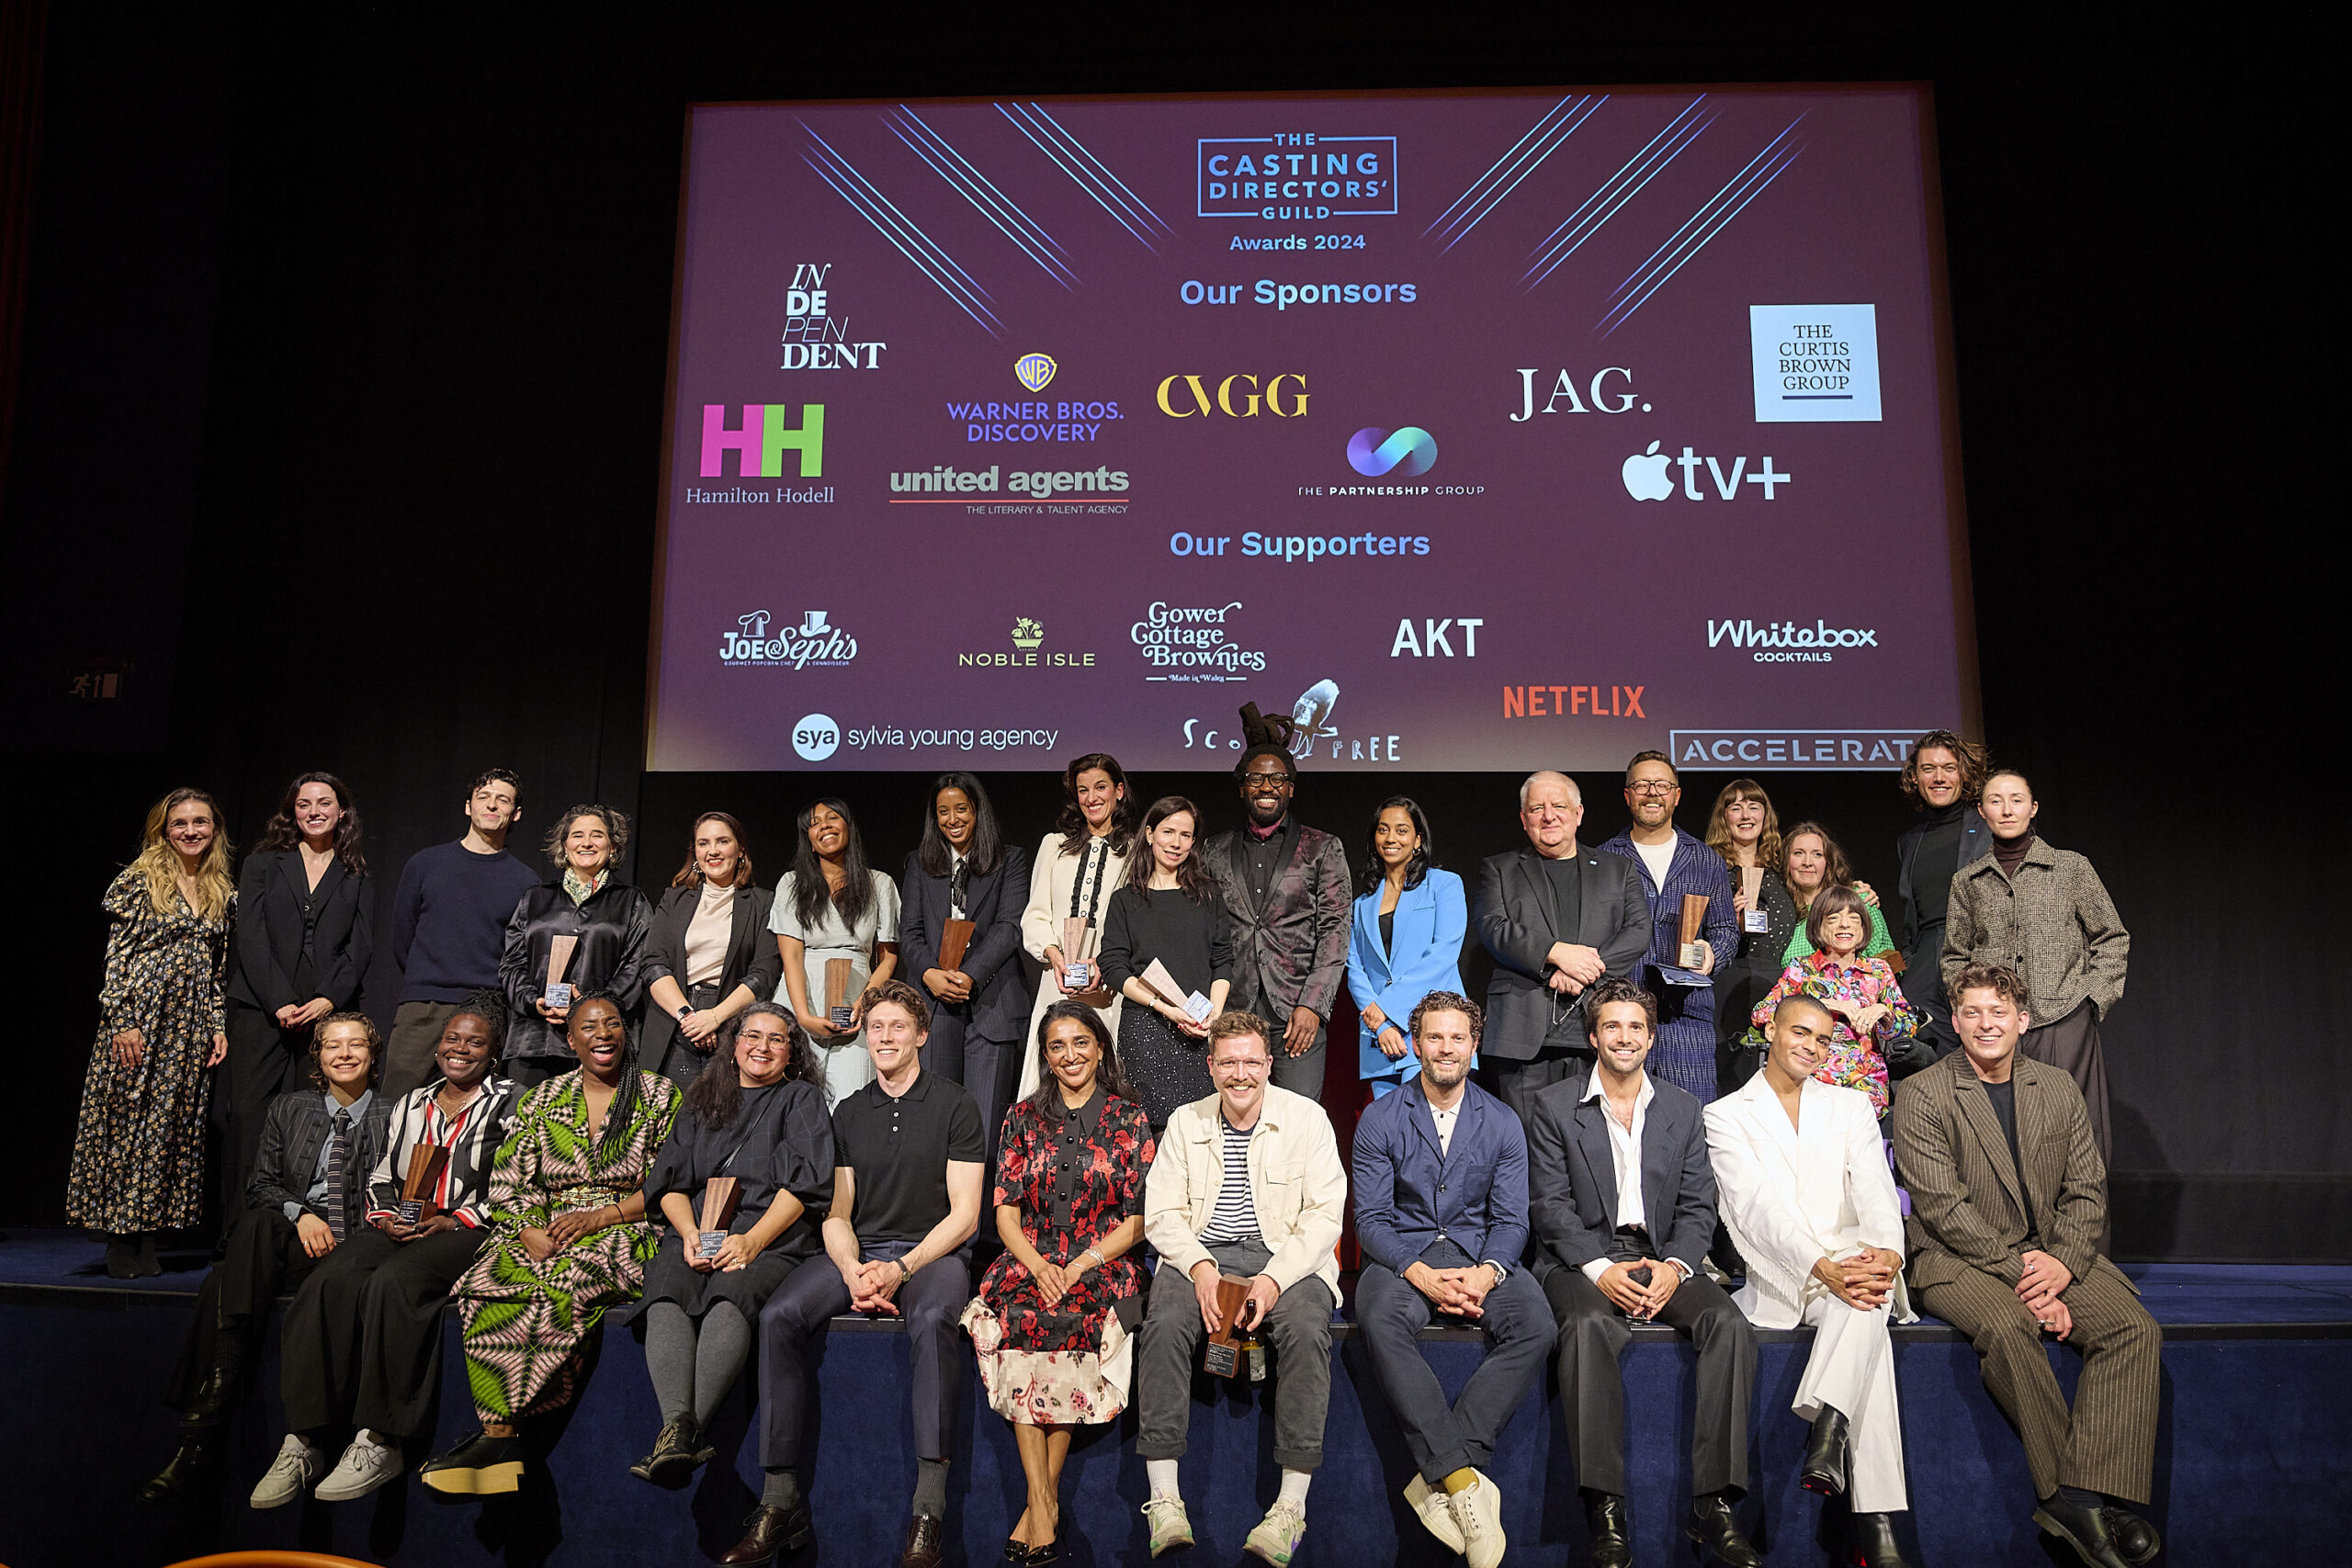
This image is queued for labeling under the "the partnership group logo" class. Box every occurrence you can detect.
[1349,426,1438,478]
[1015,354,1057,392]
[721,610,858,670]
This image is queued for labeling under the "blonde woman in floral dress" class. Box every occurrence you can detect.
[421,988,680,1495]
[67,788,236,1279]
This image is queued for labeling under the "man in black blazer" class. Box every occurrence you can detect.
[1526,978,1761,1568]
[1476,770,1650,1124]
[1893,731,1992,1067]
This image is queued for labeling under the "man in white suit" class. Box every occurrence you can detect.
[1703,995,1916,1568]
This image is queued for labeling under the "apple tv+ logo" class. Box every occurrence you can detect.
[1622,442,1791,502]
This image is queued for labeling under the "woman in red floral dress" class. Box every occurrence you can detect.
[961,1000,1154,1564]
[1745,884,1922,1122]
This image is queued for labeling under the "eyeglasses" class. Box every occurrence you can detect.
[1243,773,1294,788]
[1626,782,1679,797]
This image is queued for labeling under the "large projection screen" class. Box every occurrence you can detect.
[647,87,1974,773]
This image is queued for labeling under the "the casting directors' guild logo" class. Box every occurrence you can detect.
[958,615,1097,669]
[1015,354,1057,392]
[722,610,859,669]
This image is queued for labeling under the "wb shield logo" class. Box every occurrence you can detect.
[1348,426,1437,478]
[1015,354,1057,392]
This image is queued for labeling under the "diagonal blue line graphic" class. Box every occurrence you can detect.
[1598,115,1807,335]
[887,107,1080,289]
[1020,102,1172,238]
[998,103,1161,252]
[1429,96,1577,238]
[800,123,1002,336]
[1525,96,1713,288]
[1429,95,1606,252]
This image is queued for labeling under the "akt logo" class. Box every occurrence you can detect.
[701,405,825,479]
[1621,442,1788,502]
[1349,427,1437,478]
[1157,374,1307,418]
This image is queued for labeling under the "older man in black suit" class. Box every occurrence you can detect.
[1476,770,1650,1123]
[1526,977,1761,1568]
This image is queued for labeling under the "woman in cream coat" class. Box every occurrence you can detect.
[1702,993,1917,1568]
[1017,753,1135,1098]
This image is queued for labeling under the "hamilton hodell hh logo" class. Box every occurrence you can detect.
[722,610,858,670]
[779,264,885,370]
[957,616,1098,669]
[1197,133,1397,220]
[700,405,824,479]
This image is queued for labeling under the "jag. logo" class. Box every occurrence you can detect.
[1349,426,1437,478]
[1622,443,1790,502]
[791,714,841,761]
[721,610,858,670]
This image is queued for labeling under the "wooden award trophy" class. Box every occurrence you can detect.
[1201,1276,1255,1377]
[397,1144,451,1226]
[1141,959,1212,1023]
[938,918,978,975]
[696,1175,742,1261]
[543,932,580,1011]
[1677,894,1712,969]
[1061,915,1113,1006]
[824,957,855,1032]
[1740,866,1767,933]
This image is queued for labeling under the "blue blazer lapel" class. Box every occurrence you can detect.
[1354,892,1391,987]
[1398,1076,1443,1166]
[1394,879,1435,972]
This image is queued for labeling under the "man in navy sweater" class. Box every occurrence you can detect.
[382,770,541,1097]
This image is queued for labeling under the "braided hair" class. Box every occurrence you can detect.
[447,987,511,1057]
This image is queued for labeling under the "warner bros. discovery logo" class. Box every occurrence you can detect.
[722,610,857,669]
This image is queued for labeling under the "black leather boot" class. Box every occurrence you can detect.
[1584,1492,1633,1568]
[1802,1406,1851,1496]
[139,1434,215,1504]
[1686,1491,1765,1568]
[1849,1512,1915,1568]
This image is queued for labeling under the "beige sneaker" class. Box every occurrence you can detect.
[1405,1473,1466,1551]
[1143,1493,1195,1556]
[1245,1498,1306,1565]
[1448,1471,1506,1568]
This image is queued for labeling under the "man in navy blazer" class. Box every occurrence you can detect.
[1476,771,1651,1124]
[1526,977,1762,1568]
[1351,991,1554,1568]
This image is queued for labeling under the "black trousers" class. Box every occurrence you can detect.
[220,1000,313,1218]
[921,1007,1019,1166]
[1486,1046,1594,1128]
[279,1224,488,1441]
[168,1207,321,1423]
[1268,1022,1327,1103]
[1357,1242,1555,1484]
[1543,1252,1756,1498]
[758,1240,969,1471]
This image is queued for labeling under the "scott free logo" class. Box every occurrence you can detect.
[1622,442,1788,502]
[1349,426,1437,478]
[721,610,858,670]
[1707,618,1878,662]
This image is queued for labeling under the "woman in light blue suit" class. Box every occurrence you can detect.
[1347,796,1469,1096]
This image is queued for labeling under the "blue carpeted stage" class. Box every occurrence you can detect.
[6,1233,2346,1567]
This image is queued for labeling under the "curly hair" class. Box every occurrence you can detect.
[1951,962,2030,1014]
[305,1010,384,1090]
[1408,989,1484,1042]
[130,787,235,920]
[1703,779,1783,873]
[1205,1010,1275,1056]
[684,1000,821,1130]
[1900,731,1990,808]
[544,804,628,871]
[860,977,932,1035]
[1581,976,1658,1038]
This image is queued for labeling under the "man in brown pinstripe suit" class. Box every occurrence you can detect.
[1892,963,2162,1568]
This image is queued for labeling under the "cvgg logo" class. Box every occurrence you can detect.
[1349,426,1437,478]
[1157,374,1308,418]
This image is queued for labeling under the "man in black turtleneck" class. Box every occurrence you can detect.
[1894,732,1990,1070]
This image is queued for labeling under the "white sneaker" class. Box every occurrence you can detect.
[249,1434,327,1509]
[314,1432,404,1502]
[1244,1498,1306,1565]
[1405,1473,1465,1551]
[1142,1494,1195,1556]
[1448,1471,1506,1568]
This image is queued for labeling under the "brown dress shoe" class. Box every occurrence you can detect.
[901,1512,945,1568]
[718,1503,814,1565]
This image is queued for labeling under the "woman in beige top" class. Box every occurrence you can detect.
[1018,753,1136,1099]
[641,813,779,1089]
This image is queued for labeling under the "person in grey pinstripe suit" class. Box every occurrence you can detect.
[1892,964,2161,1568]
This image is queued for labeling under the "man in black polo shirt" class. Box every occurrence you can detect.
[731,980,985,1568]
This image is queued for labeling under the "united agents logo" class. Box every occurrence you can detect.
[1015,354,1057,392]
[721,610,859,670]
[1348,426,1437,478]
[958,615,1097,669]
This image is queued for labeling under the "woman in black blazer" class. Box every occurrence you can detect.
[640,812,781,1089]
[221,772,375,1218]
[899,772,1031,1159]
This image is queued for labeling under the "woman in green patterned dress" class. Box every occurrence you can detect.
[66,788,236,1279]
[421,987,680,1495]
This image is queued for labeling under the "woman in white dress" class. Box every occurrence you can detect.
[768,799,899,1107]
[1017,753,1135,1100]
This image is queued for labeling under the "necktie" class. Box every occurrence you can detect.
[325,1109,352,1241]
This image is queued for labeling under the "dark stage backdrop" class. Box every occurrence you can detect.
[2,12,2335,1258]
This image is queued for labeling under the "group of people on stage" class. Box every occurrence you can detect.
[80,728,2151,1568]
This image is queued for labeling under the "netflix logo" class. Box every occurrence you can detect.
[1499,684,1646,719]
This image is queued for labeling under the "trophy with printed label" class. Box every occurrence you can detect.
[1142,959,1212,1023]
[824,957,855,1032]
[1678,894,1712,970]
[397,1144,450,1226]
[1061,916,1113,1005]
[1741,866,1769,934]
[938,918,977,976]
[696,1175,742,1261]
[1202,1276,1256,1378]
[542,933,579,1012]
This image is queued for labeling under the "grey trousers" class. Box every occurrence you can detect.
[1136,1239,1335,1472]
[1543,1261,1756,1497]
[383,1000,461,1101]
[1356,1242,1555,1483]
[1269,1023,1326,1103]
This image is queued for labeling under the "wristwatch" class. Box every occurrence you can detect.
[676,1004,695,1023]
[896,1258,912,1284]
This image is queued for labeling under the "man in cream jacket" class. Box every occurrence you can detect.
[1703,995,1916,1568]
[1136,1010,1346,1566]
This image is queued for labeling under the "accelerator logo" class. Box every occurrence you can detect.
[1349,427,1437,478]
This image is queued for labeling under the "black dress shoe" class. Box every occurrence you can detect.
[1584,1492,1634,1568]
[2101,1506,2160,1565]
[105,1235,140,1280]
[901,1513,945,1568]
[1849,1512,1915,1568]
[2032,1495,2133,1568]
[718,1503,815,1564]
[630,1413,715,1485]
[136,1234,163,1276]
[1022,1541,1060,1566]
[139,1436,215,1504]
[1686,1492,1765,1568]
[419,1428,525,1495]
[1802,1407,1851,1496]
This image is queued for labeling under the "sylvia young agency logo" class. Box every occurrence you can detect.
[791,714,841,761]
[1621,442,1790,502]
[721,610,858,669]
